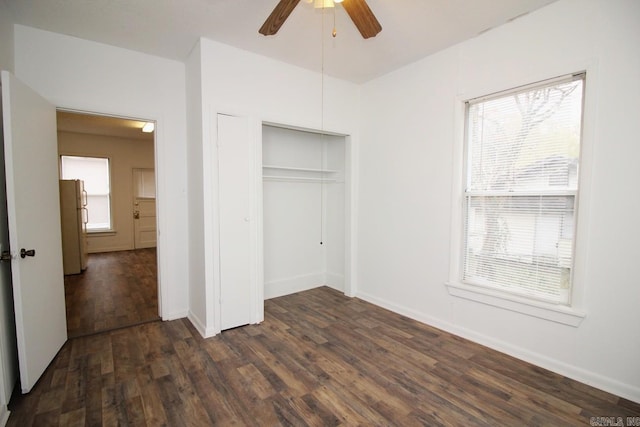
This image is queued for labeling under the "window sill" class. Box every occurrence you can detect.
[445,281,586,327]
[87,230,116,237]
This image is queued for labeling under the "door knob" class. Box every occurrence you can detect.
[133,211,140,219]
[20,248,35,259]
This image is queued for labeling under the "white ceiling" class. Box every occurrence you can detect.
[3,0,558,83]
[57,111,154,141]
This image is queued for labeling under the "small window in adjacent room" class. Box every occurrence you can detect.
[462,74,585,305]
[133,168,156,199]
[60,155,112,232]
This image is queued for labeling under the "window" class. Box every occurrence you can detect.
[133,168,156,199]
[462,74,585,305]
[60,155,112,232]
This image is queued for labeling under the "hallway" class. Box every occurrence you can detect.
[64,248,159,338]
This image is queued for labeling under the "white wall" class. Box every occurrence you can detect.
[0,3,13,73]
[358,0,640,402]
[186,38,360,336]
[58,131,155,253]
[14,25,189,320]
[185,41,206,335]
[325,139,345,287]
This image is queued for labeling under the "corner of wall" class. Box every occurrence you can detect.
[0,10,15,73]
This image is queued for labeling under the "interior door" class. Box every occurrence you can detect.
[0,75,18,410]
[1,71,67,393]
[132,168,157,249]
[217,114,253,330]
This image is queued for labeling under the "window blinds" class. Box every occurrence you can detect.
[61,155,112,231]
[462,75,584,304]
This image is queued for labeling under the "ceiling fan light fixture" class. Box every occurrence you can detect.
[259,0,381,39]
[314,0,335,9]
[141,122,155,133]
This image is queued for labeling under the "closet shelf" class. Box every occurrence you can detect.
[263,175,340,183]
[262,165,338,174]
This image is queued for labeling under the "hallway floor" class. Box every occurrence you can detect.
[64,248,160,338]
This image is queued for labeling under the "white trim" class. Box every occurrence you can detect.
[445,281,585,327]
[356,291,639,404]
[187,311,215,338]
[0,406,9,427]
[466,72,585,105]
[162,310,188,321]
[251,116,264,325]
[465,189,577,197]
[345,134,358,297]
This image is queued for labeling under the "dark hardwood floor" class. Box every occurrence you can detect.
[8,287,639,426]
[64,248,160,338]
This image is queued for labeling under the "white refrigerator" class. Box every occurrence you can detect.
[59,179,88,275]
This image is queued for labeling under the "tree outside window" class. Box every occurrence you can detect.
[463,74,585,304]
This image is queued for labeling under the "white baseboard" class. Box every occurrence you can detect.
[265,272,326,299]
[187,311,217,338]
[87,245,132,254]
[356,290,640,404]
[162,310,188,321]
[0,406,9,427]
[325,273,345,292]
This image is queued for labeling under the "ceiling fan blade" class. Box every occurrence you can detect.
[341,0,382,39]
[259,0,301,36]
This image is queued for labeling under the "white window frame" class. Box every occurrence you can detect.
[446,71,594,327]
[60,155,114,233]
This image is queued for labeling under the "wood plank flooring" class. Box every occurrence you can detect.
[8,287,639,426]
[64,248,160,338]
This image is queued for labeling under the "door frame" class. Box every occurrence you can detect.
[57,109,163,318]
[257,119,357,300]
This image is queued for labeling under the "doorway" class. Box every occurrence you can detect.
[56,111,160,337]
[132,168,157,249]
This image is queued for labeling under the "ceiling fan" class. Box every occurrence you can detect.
[259,0,382,39]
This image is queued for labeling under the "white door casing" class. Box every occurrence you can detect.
[1,71,67,393]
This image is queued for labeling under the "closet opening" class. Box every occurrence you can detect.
[261,123,350,299]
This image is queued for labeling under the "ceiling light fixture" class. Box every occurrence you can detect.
[261,0,380,39]
[141,122,154,133]
[311,0,342,9]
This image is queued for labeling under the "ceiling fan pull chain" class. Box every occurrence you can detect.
[332,6,337,37]
[320,2,325,246]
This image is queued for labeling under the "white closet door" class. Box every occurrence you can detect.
[217,114,252,330]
